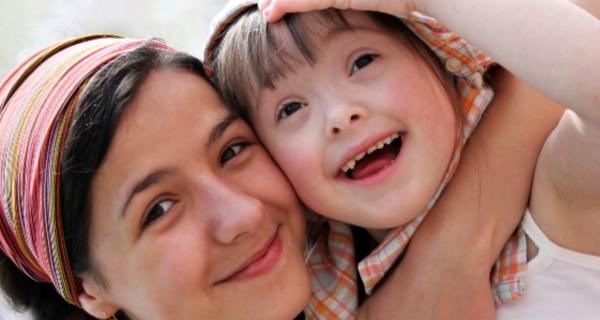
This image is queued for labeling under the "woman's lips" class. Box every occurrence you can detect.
[216,229,283,284]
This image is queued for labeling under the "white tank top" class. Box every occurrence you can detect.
[496,210,600,320]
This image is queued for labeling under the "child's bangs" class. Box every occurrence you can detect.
[274,9,352,82]
[212,8,352,117]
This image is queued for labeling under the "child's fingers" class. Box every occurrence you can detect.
[257,0,272,12]
[260,0,412,23]
[260,0,337,22]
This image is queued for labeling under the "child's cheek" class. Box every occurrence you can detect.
[380,76,423,116]
[280,149,315,185]
[272,141,322,200]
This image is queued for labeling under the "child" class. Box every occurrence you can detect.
[205,0,600,318]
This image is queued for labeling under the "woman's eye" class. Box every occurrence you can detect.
[351,53,378,75]
[277,101,306,121]
[220,142,247,166]
[143,199,174,228]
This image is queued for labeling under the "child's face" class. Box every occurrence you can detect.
[250,11,457,228]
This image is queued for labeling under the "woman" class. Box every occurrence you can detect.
[0,34,559,319]
[0,35,309,319]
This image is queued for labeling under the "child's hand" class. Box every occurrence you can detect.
[258,0,416,22]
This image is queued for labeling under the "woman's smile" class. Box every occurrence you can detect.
[216,226,284,284]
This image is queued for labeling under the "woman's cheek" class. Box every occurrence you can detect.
[151,223,211,295]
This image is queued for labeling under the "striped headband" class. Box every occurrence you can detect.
[0,34,174,305]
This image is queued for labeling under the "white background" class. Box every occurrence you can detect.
[0,0,227,319]
[0,0,227,76]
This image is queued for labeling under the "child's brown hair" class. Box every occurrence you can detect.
[209,8,462,129]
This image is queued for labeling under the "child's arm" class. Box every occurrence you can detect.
[258,0,414,20]
[356,68,563,319]
[413,0,600,254]
[414,0,600,122]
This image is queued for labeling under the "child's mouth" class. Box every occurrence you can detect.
[341,133,402,180]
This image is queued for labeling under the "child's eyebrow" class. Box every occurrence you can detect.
[255,87,273,113]
[322,25,377,43]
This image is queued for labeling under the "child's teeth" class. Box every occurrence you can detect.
[347,160,356,170]
[354,152,366,162]
[341,133,401,175]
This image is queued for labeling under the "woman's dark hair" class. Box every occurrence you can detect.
[0,43,207,320]
[210,8,460,126]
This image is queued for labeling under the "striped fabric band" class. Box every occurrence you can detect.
[0,34,173,305]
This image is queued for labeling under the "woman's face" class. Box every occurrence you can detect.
[82,68,310,319]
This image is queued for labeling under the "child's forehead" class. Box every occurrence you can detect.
[265,10,392,68]
[253,12,389,94]
[253,11,394,85]
[226,10,398,114]
[277,10,384,40]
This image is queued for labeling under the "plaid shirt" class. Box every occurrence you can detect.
[204,3,527,319]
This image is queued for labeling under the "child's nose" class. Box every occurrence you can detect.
[327,104,369,138]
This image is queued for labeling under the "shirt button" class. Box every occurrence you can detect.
[445,57,463,73]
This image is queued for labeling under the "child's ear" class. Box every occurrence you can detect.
[77,275,119,319]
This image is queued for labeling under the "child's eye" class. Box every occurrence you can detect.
[220,142,248,167]
[277,101,306,121]
[142,199,174,228]
[350,53,378,75]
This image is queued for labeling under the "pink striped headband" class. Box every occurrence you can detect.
[0,34,173,305]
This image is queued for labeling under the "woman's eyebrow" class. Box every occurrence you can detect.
[120,168,175,219]
[119,113,239,219]
[207,113,239,148]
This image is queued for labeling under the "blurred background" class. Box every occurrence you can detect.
[0,0,227,318]
[0,0,227,76]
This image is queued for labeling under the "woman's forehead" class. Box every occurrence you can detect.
[100,69,226,179]
[129,68,225,123]
[89,68,229,231]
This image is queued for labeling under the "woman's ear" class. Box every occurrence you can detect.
[77,274,119,319]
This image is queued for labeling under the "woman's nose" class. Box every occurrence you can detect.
[205,182,266,244]
[327,103,370,138]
